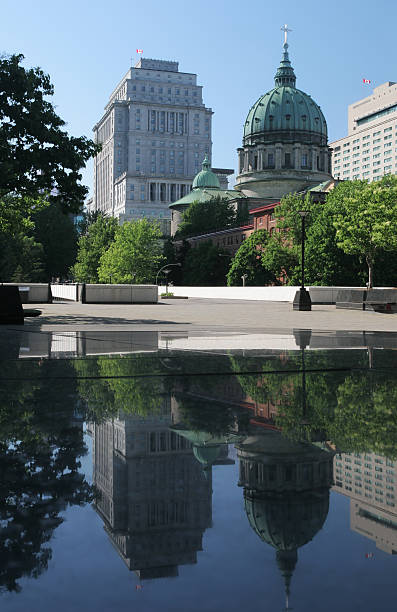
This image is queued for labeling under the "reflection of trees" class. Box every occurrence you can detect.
[330,373,397,458]
[74,354,166,421]
[0,361,92,592]
[230,351,397,458]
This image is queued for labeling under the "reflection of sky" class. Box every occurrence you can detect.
[2,459,396,612]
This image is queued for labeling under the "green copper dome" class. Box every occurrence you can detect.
[243,43,327,145]
[192,155,220,189]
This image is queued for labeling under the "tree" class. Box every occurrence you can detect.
[182,241,230,286]
[227,229,277,286]
[0,54,98,213]
[262,191,367,286]
[0,230,45,282]
[33,202,78,280]
[332,175,397,288]
[71,214,118,282]
[175,196,237,239]
[98,219,164,284]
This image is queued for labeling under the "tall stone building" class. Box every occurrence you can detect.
[91,58,214,235]
[330,82,397,182]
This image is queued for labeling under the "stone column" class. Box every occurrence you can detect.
[275,143,283,170]
[309,147,316,171]
[258,146,264,170]
[244,149,249,172]
[293,144,301,169]
[238,148,244,173]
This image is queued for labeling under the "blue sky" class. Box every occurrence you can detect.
[1,0,395,195]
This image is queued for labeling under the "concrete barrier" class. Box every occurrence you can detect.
[84,284,158,304]
[3,283,51,303]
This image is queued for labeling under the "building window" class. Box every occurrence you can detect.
[160,183,166,201]
[268,153,274,167]
[150,183,156,201]
[301,154,308,167]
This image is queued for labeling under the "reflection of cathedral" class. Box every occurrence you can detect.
[92,402,212,579]
[237,431,334,607]
[333,452,397,553]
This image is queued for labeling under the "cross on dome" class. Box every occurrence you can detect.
[281,24,292,46]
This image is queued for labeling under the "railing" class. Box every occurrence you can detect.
[51,283,79,301]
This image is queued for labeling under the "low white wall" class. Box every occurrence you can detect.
[85,284,158,304]
[51,283,78,301]
[4,283,50,303]
[158,285,299,301]
[158,285,369,303]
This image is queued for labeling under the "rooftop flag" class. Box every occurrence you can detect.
[136,49,143,54]
[363,78,371,84]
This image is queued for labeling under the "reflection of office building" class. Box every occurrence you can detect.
[333,452,397,553]
[237,432,334,608]
[92,403,212,579]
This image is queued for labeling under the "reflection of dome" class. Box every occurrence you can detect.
[192,155,220,189]
[244,488,329,550]
[243,44,327,146]
[237,431,334,607]
[193,444,222,467]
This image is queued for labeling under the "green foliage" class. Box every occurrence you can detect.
[175,196,237,239]
[0,230,45,282]
[230,348,397,458]
[0,194,48,234]
[32,202,78,279]
[332,175,397,287]
[98,219,164,284]
[227,229,277,286]
[0,54,99,212]
[182,241,230,286]
[74,355,166,421]
[72,215,118,282]
[263,191,367,286]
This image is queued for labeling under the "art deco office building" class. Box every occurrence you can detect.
[91,58,214,234]
[330,82,397,182]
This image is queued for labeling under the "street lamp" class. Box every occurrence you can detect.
[155,263,182,286]
[292,211,312,311]
[241,273,248,287]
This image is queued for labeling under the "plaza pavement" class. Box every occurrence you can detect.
[19,298,397,334]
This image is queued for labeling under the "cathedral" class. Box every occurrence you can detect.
[170,29,335,241]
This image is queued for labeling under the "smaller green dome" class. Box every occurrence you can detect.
[192,155,220,190]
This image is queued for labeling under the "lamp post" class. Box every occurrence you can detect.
[241,274,248,287]
[292,211,312,311]
[155,263,182,287]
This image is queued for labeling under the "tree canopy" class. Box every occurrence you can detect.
[175,196,238,239]
[32,203,78,280]
[227,229,277,286]
[72,214,118,283]
[0,54,98,212]
[98,219,164,284]
[331,175,397,287]
[182,241,230,286]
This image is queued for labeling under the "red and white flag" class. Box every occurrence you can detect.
[136,49,143,54]
[363,78,371,84]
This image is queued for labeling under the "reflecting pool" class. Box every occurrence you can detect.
[1,328,397,611]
